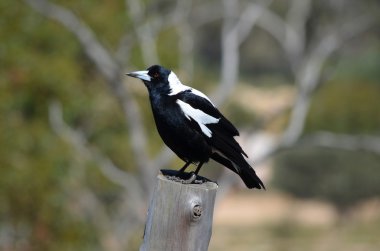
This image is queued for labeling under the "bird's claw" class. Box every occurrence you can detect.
[181,172,197,184]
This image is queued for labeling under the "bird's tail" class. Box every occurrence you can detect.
[211,152,265,189]
[238,165,265,190]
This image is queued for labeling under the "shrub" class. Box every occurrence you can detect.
[272,147,380,211]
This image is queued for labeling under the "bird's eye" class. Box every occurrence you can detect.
[152,72,160,78]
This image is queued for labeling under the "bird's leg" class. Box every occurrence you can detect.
[182,162,204,184]
[194,162,204,175]
[178,161,198,184]
[177,161,204,184]
[179,161,191,173]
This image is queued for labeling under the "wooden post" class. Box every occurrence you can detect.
[140,170,218,251]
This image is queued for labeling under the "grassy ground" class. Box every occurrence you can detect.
[209,191,380,251]
[210,220,380,251]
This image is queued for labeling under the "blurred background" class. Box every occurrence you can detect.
[1,0,380,250]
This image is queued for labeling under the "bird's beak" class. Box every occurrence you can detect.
[126,70,151,82]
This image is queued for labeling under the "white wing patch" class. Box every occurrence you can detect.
[176,99,220,137]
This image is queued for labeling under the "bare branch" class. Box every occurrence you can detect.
[256,7,287,47]
[125,0,160,64]
[212,0,266,105]
[191,1,224,27]
[24,0,119,82]
[174,0,195,78]
[237,2,269,45]
[281,15,374,146]
[24,0,157,193]
[211,0,240,105]
[48,100,142,195]
[250,131,380,170]
[301,132,380,154]
[115,34,134,65]
[48,102,136,251]
[171,0,193,23]
[284,0,311,68]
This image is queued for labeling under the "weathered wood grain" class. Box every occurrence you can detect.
[140,171,218,251]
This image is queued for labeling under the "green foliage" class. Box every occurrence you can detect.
[306,80,380,134]
[0,2,133,250]
[272,147,380,211]
[57,0,128,48]
[224,101,256,127]
[0,119,99,250]
[157,28,180,68]
[333,48,380,82]
[306,45,380,134]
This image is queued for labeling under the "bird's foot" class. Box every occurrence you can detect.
[181,172,197,184]
[160,169,213,185]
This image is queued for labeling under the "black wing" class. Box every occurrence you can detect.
[175,89,264,189]
[175,90,248,157]
[176,89,239,137]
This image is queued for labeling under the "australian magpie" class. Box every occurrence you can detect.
[126,65,265,189]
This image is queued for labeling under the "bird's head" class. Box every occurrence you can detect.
[126,65,172,92]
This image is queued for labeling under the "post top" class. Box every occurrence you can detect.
[158,170,218,190]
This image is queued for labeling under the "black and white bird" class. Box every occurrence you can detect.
[127,65,265,189]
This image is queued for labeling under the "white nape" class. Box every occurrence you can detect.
[168,72,191,95]
[168,72,215,106]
